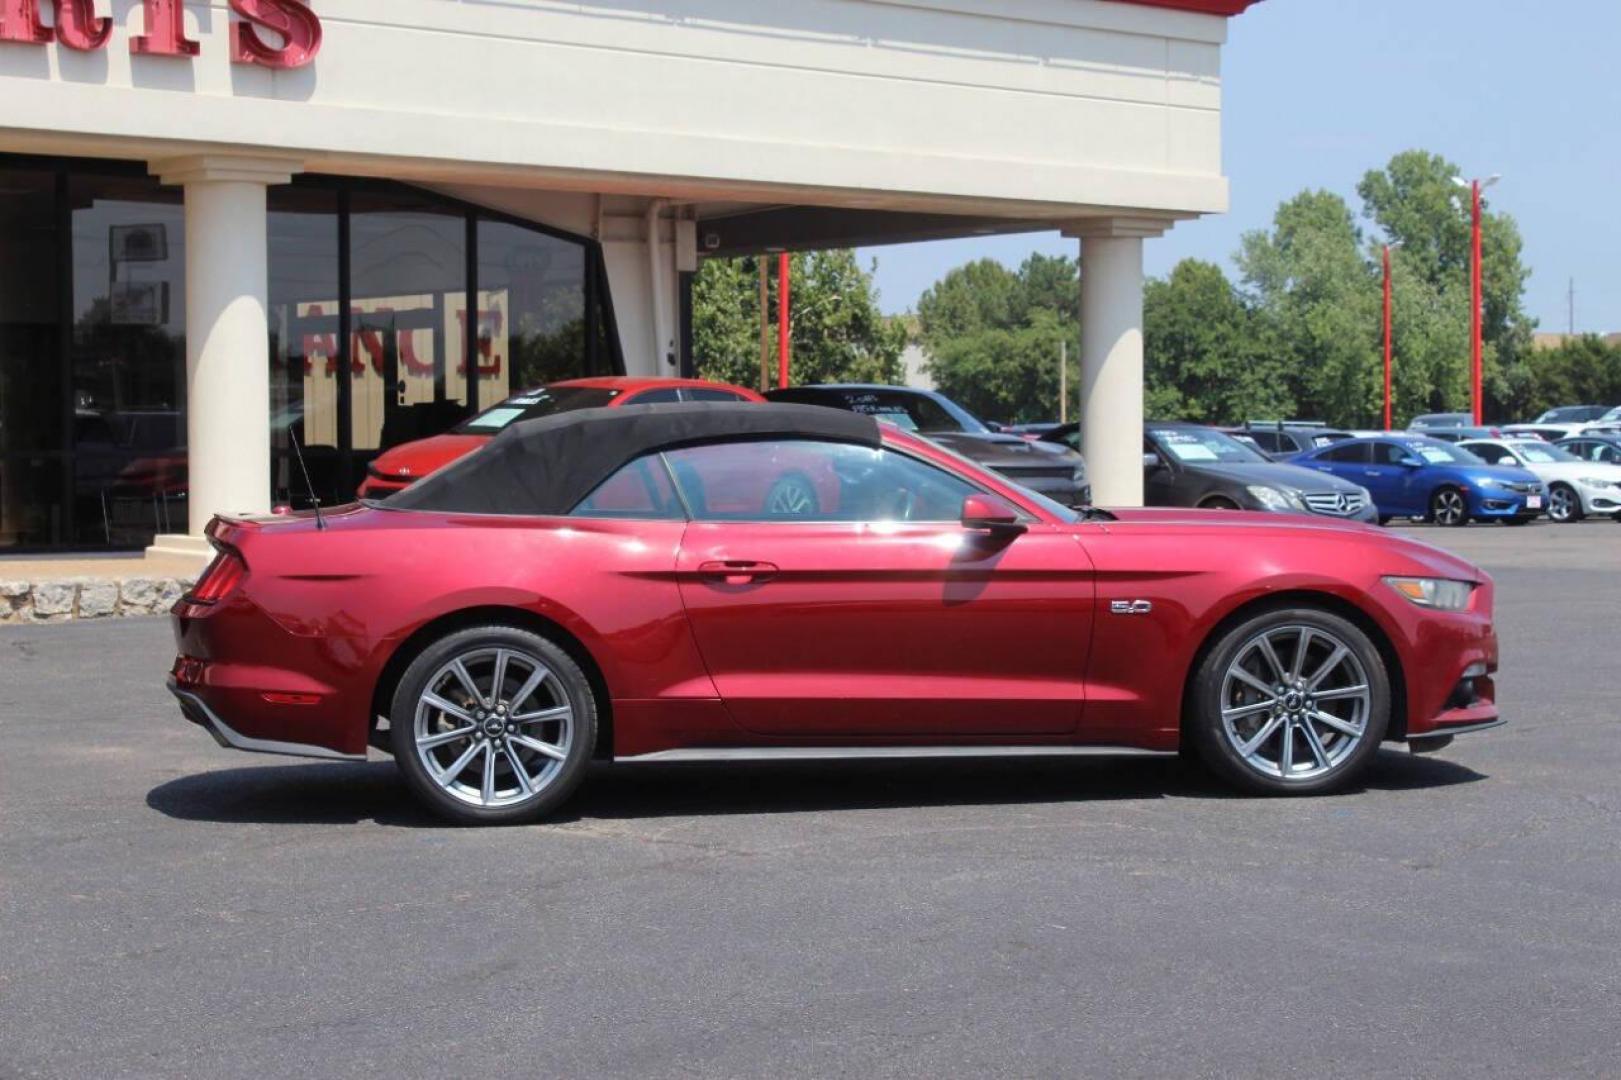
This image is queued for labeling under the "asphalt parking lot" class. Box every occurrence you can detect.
[2,521,1618,1079]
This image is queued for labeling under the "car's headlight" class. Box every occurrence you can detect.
[1384,577,1475,611]
[1580,477,1619,489]
[1473,477,1502,489]
[1247,485,1304,512]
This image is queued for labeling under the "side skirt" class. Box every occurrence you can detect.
[614,746,1175,764]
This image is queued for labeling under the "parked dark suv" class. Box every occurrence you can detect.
[765,384,1091,506]
[1225,423,1354,460]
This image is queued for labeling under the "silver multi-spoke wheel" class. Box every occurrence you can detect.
[1548,484,1579,523]
[413,647,574,810]
[1219,624,1371,782]
[764,476,818,517]
[1431,488,1468,527]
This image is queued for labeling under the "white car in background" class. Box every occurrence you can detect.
[1459,437,1621,523]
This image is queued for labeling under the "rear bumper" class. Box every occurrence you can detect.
[169,677,365,762]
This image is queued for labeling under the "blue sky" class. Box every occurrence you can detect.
[862,0,1621,334]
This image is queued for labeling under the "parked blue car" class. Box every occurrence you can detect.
[1290,435,1546,526]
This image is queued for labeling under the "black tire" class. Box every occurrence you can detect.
[1200,496,1241,511]
[1187,605,1391,796]
[1377,515,1394,526]
[1429,486,1470,527]
[390,625,597,826]
[1547,483,1584,524]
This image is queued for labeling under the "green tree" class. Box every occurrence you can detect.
[1143,259,1291,424]
[916,255,1079,423]
[1518,337,1621,415]
[1357,150,1534,417]
[1237,190,1383,426]
[690,251,906,389]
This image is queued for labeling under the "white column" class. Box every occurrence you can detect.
[1067,219,1167,509]
[147,156,299,557]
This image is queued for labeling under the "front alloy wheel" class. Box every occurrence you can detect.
[1189,607,1390,795]
[1547,484,1583,524]
[392,627,596,825]
[1430,487,1469,527]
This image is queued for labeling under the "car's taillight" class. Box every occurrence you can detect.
[188,547,247,605]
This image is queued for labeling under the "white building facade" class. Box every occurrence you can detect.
[0,0,1257,554]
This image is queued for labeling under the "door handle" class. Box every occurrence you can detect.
[697,560,780,586]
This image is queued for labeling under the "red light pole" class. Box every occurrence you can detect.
[1454,174,1500,425]
[1382,243,1396,431]
[777,251,791,389]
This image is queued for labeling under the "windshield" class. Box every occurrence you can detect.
[783,389,986,434]
[1150,427,1269,465]
[1515,442,1579,464]
[1403,438,1483,465]
[458,387,620,434]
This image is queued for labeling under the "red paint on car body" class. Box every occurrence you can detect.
[173,427,1497,762]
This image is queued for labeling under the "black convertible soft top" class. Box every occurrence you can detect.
[381,401,882,516]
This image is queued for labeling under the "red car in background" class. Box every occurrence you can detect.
[357,376,764,498]
[172,403,1503,826]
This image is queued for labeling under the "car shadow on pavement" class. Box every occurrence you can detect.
[145,750,1486,827]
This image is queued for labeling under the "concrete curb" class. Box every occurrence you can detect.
[0,576,197,623]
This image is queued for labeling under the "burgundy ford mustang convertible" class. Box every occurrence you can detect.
[169,404,1502,825]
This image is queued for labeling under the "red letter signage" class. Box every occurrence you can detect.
[228,0,320,69]
[130,0,199,57]
[53,0,112,51]
[0,0,53,45]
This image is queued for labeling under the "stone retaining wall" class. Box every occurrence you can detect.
[0,576,196,623]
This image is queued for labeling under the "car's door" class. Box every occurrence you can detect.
[1303,441,1371,487]
[1368,441,1426,515]
[668,438,1095,737]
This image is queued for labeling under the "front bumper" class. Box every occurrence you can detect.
[169,677,366,762]
[1468,486,1545,519]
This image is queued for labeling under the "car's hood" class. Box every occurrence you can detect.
[369,432,488,480]
[1104,508,1487,582]
[1185,459,1365,493]
[928,430,1082,466]
[1519,460,1621,483]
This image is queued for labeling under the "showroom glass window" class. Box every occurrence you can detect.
[347,190,469,461]
[68,173,188,548]
[0,154,621,550]
[477,220,589,409]
[0,169,63,549]
[268,186,341,506]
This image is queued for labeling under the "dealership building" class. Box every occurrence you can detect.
[0,0,1257,555]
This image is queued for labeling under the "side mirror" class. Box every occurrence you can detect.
[961,494,1026,538]
[1143,452,1165,471]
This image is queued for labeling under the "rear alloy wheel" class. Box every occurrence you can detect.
[1189,607,1390,795]
[391,626,596,825]
[1430,486,1469,527]
[1547,483,1584,524]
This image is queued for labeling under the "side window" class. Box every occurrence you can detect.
[1373,443,1419,466]
[662,439,983,523]
[1602,445,1621,464]
[627,388,683,405]
[1320,442,1370,464]
[571,455,683,519]
[685,388,749,403]
[1247,431,1280,453]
